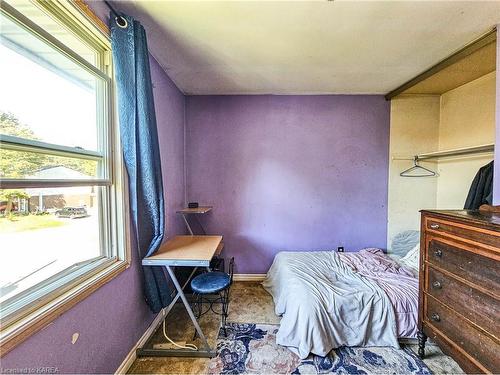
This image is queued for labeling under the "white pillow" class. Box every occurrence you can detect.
[398,243,420,276]
[391,230,420,257]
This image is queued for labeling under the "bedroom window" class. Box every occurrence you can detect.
[0,0,127,348]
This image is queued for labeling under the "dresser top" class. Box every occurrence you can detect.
[422,209,500,227]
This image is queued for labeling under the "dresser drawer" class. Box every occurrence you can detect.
[427,266,499,338]
[427,239,500,291]
[425,217,500,248]
[425,296,500,373]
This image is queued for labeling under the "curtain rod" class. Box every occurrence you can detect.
[417,144,494,161]
[392,144,495,162]
[103,0,127,28]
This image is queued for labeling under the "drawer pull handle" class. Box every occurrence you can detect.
[432,281,442,289]
[434,249,443,257]
[430,223,440,230]
[431,313,440,322]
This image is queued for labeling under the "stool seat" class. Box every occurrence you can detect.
[191,271,230,294]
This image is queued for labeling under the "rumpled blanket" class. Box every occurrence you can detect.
[263,251,400,359]
[340,248,419,338]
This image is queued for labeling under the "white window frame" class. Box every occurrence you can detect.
[0,0,130,353]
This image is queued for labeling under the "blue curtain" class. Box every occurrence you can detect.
[110,14,171,313]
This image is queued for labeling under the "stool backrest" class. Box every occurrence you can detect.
[228,257,235,284]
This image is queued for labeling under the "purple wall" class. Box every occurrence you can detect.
[186,95,390,274]
[1,3,186,373]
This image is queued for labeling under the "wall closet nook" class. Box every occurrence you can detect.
[386,30,497,249]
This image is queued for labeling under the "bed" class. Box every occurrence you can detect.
[262,247,419,359]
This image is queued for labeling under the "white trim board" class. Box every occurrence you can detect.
[233,274,266,282]
[115,311,164,374]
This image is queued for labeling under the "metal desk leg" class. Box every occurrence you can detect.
[165,265,212,351]
[181,213,207,235]
[193,215,206,235]
[136,266,216,358]
[181,214,194,235]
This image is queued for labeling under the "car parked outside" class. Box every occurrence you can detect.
[55,206,88,219]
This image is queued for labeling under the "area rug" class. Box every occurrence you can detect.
[207,323,432,374]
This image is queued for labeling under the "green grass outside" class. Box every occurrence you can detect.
[0,214,67,233]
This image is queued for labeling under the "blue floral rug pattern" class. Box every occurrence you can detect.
[207,323,432,374]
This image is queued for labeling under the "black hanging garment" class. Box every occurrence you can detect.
[464,161,494,210]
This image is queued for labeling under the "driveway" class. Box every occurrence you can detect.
[0,212,100,302]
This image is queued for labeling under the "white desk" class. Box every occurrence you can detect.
[137,235,223,358]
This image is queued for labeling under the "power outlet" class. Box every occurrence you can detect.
[337,246,344,252]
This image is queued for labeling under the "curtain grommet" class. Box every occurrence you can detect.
[116,16,128,29]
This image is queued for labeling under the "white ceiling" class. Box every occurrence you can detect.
[113,1,500,95]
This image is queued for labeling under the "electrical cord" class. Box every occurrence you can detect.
[161,319,198,351]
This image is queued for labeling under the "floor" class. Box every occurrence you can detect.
[128,282,464,374]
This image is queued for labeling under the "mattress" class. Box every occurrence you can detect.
[263,249,419,358]
[263,250,400,359]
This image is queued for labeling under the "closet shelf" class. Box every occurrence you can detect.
[393,143,494,162]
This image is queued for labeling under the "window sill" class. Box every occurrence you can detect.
[0,259,129,357]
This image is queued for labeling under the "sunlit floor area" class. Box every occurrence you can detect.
[128,282,463,374]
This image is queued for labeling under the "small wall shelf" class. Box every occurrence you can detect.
[176,206,213,215]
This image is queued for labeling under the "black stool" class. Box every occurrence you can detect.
[190,257,234,336]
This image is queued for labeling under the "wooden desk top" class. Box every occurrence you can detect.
[142,235,222,267]
[176,206,212,215]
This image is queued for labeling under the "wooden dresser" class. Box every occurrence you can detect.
[419,210,500,374]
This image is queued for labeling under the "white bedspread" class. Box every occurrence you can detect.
[262,251,399,359]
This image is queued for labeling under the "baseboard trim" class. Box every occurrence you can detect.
[233,273,266,282]
[115,311,165,374]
